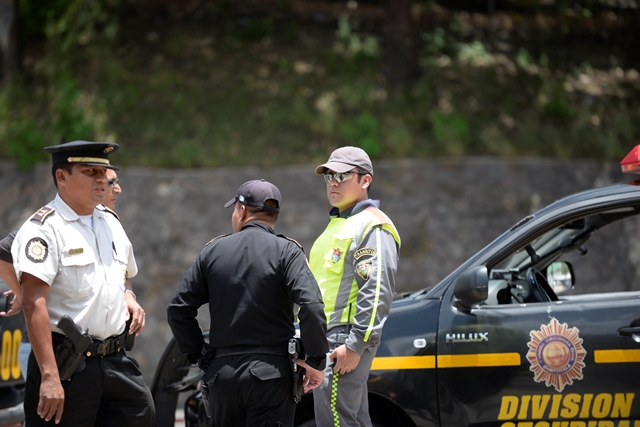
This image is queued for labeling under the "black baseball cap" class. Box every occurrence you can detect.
[224,179,282,214]
[44,140,120,170]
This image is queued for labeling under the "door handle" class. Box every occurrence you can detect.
[618,326,640,343]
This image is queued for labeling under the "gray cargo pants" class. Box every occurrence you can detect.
[312,327,378,427]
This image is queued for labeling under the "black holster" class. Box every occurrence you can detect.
[54,339,86,381]
[288,337,305,403]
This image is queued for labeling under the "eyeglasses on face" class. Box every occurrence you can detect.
[107,178,119,186]
[323,172,366,184]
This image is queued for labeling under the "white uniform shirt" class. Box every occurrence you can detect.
[12,194,137,339]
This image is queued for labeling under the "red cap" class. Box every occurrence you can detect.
[620,145,640,174]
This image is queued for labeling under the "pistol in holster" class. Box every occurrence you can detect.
[288,337,305,403]
[124,318,135,351]
[200,381,212,420]
[54,315,93,381]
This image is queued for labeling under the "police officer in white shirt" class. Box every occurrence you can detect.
[12,141,154,426]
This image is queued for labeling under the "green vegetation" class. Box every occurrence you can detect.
[1,1,639,169]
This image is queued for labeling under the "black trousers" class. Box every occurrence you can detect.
[24,350,155,427]
[204,353,295,427]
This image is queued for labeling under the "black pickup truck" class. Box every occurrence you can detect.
[152,147,640,427]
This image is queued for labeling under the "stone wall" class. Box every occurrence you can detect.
[0,157,626,383]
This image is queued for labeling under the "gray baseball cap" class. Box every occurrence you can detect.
[314,146,373,176]
[224,179,281,214]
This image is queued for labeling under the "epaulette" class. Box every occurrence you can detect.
[97,204,120,220]
[30,206,56,224]
[277,234,304,251]
[205,234,230,246]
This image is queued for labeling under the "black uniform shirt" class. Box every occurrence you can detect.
[167,221,328,370]
[0,231,16,263]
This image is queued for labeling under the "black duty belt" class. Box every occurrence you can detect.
[213,343,289,359]
[52,332,126,357]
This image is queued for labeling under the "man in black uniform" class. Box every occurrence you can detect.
[167,179,328,427]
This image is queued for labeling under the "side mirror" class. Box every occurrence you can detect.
[545,261,575,294]
[454,266,489,310]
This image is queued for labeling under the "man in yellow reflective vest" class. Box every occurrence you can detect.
[310,146,401,427]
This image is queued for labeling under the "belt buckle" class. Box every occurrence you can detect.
[96,340,110,357]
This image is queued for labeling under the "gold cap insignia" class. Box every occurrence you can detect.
[103,146,115,153]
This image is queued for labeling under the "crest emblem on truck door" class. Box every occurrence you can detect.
[527,318,587,392]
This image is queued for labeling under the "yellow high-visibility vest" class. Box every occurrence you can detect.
[309,207,400,332]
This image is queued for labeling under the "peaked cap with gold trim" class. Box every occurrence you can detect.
[44,140,120,170]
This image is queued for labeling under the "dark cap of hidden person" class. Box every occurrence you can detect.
[314,146,373,176]
[224,179,282,215]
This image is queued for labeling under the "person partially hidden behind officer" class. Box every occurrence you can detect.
[167,179,329,427]
[11,141,155,426]
[311,146,401,427]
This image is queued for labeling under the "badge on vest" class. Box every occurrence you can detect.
[68,248,84,255]
[26,237,48,263]
[331,248,342,263]
[356,259,372,280]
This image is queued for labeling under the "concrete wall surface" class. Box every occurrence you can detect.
[0,157,629,384]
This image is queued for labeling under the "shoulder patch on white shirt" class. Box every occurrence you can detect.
[25,237,49,263]
[30,206,56,224]
[97,204,120,220]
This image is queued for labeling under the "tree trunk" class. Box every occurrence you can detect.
[382,0,419,88]
[0,0,20,83]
